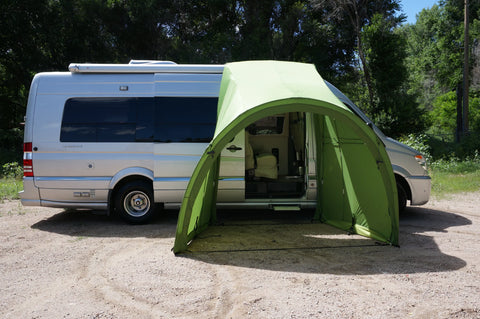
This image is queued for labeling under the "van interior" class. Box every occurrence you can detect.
[245,112,306,199]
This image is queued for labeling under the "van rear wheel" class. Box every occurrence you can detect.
[115,181,154,224]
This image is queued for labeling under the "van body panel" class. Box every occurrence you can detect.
[23,75,40,144]
[153,143,204,203]
[407,176,431,205]
[109,167,154,189]
[39,188,109,203]
[19,178,40,206]
[154,73,222,97]
[384,137,428,177]
[218,130,245,202]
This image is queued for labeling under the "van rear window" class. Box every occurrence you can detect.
[60,97,218,143]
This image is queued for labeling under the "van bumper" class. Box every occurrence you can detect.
[407,175,431,206]
[19,178,41,206]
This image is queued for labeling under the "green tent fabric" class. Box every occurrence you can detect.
[173,61,398,253]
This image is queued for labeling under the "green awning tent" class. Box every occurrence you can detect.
[173,61,398,254]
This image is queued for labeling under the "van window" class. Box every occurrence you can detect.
[61,98,154,142]
[247,115,285,135]
[60,97,218,143]
[154,97,218,142]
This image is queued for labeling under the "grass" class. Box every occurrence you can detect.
[430,169,480,197]
[0,178,23,201]
[429,154,480,197]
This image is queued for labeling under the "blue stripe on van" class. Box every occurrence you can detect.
[35,176,244,182]
[35,177,111,182]
[153,177,244,182]
[154,177,191,182]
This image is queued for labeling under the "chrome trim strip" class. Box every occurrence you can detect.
[41,200,108,210]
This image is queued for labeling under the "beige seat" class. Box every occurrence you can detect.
[245,132,278,179]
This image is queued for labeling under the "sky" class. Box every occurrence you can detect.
[400,0,439,24]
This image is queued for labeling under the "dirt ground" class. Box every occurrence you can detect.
[1,193,480,319]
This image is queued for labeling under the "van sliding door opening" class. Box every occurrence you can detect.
[245,112,306,199]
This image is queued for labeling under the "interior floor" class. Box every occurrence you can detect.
[245,112,306,199]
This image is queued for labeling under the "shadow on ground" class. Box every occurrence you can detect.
[32,206,470,275]
[180,207,470,275]
[31,208,179,239]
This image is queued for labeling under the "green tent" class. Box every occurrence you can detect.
[173,61,398,254]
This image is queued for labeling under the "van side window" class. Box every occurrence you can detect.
[61,98,154,142]
[60,97,218,143]
[154,97,218,142]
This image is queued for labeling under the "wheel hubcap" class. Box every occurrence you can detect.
[124,191,150,217]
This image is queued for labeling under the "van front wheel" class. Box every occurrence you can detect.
[115,181,154,224]
[397,182,407,212]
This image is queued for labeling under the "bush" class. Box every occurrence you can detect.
[398,133,432,163]
[400,132,480,162]
[429,90,480,136]
[430,150,480,174]
[1,162,23,179]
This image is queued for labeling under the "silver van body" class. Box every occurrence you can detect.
[20,61,430,221]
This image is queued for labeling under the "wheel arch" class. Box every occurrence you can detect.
[394,173,412,202]
[107,168,154,214]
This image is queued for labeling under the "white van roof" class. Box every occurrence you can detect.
[68,60,224,74]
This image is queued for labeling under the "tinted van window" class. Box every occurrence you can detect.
[61,97,218,143]
[61,97,154,142]
[154,97,217,142]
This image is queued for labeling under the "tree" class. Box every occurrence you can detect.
[403,0,480,138]
[311,0,404,107]
[362,13,425,136]
[430,90,480,135]
[403,5,444,110]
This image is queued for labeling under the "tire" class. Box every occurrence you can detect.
[397,182,407,213]
[115,181,155,224]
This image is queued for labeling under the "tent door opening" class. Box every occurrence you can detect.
[245,112,306,199]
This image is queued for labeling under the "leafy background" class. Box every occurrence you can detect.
[1,0,479,165]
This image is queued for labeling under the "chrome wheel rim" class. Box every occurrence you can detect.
[124,190,150,217]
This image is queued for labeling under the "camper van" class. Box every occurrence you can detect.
[20,61,430,223]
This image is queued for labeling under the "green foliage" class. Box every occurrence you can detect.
[430,150,480,173]
[431,169,480,196]
[400,133,480,196]
[2,0,478,156]
[0,178,22,201]
[400,132,480,162]
[2,162,23,179]
[430,90,480,135]
[398,133,432,162]
[429,91,457,135]
[360,13,426,137]
[403,5,443,109]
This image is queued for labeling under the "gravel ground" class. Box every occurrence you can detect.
[1,193,479,319]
